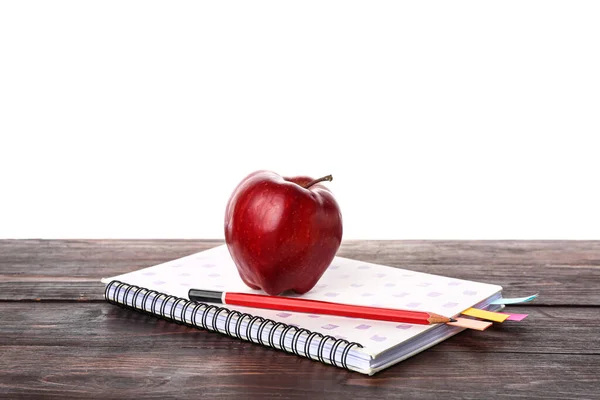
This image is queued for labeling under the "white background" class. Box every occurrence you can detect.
[1,1,599,240]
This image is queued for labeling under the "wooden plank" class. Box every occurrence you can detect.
[1,240,599,279]
[0,343,598,399]
[1,262,598,305]
[0,280,105,301]
[1,240,599,399]
[0,239,222,277]
[1,240,599,304]
[1,303,598,355]
[339,240,600,266]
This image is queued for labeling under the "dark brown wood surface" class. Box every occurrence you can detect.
[1,240,599,399]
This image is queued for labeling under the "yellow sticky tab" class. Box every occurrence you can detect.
[461,308,510,322]
[447,317,492,331]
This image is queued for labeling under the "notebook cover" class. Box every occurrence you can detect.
[102,245,502,358]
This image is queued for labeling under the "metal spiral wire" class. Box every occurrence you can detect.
[105,280,363,371]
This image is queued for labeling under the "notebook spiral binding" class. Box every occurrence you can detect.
[105,280,364,371]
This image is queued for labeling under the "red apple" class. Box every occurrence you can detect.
[224,171,343,295]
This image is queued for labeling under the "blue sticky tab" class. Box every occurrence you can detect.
[490,293,538,305]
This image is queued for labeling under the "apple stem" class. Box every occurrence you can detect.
[303,175,333,189]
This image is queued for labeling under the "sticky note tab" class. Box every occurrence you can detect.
[499,312,529,321]
[490,294,538,305]
[447,317,492,331]
[461,308,510,322]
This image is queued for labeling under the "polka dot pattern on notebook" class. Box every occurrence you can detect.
[109,245,502,356]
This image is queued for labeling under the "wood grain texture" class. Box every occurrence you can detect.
[1,345,598,400]
[1,240,599,304]
[1,303,599,399]
[2,263,599,305]
[1,240,599,399]
[2,262,599,304]
[2,240,600,276]
[1,303,598,355]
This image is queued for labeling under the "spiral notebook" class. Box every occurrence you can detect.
[102,245,503,375]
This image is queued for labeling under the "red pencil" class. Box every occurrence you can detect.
[188,289,456,325]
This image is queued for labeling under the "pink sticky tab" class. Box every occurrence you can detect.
[499,312,529,321]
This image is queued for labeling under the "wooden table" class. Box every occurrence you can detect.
[1,240,599,399]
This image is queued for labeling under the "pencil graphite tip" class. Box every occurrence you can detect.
[449,318,457,323]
